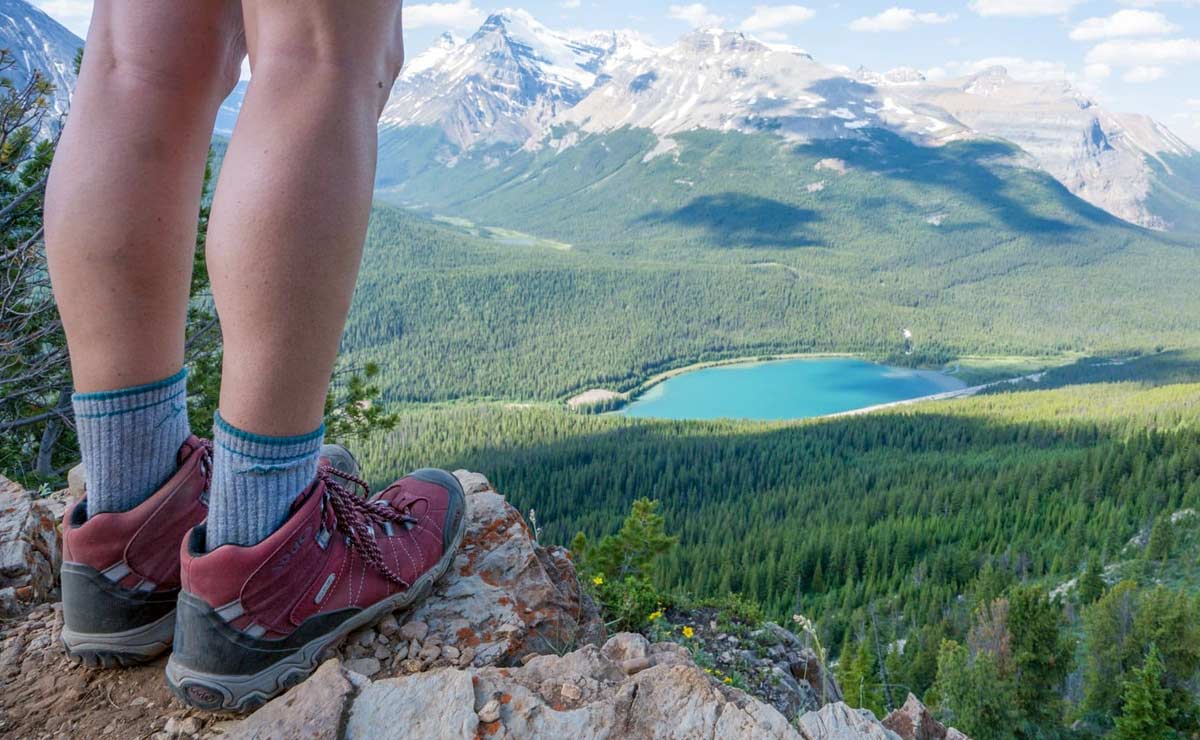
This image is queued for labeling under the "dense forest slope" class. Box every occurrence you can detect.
[350,377,1200,735]
[343,196,1199,404]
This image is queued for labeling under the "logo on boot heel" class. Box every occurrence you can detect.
[185,684,223,708]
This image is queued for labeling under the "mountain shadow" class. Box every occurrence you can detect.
[637,192,821,248]
[795,126,1128,240]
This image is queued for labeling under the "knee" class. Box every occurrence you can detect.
[83,26,244,109]
[251,26,403,117]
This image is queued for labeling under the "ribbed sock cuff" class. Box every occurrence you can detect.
[206,412,324,549]
[73,369,191,516]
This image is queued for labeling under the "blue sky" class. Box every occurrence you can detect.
[30,0,1200,146]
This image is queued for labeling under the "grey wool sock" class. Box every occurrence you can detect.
[206,411,323,550]
[73,368,191,516]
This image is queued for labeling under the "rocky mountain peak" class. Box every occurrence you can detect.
[675,27,768,56]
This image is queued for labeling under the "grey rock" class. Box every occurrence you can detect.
[378,614,400,637]
[345,658,382,678]
[398,620,428,642]
[883,693,969,740]
[225,659,356,740]
[797,702,901,740]
[0,475,61,611]
[346,669,479,739]
[477,698,502,724]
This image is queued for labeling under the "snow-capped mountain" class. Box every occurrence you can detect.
[0,0,82,123]
[383,13,1198,230]
[556,29,970,155]
[892,67,1196,229]
[380,11,616,150]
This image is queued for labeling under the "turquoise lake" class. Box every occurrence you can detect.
[620,358,968,421]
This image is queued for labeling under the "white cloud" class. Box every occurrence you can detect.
[1084,63,1112,79]
[1117,0,1198,6]
[28,0,93,38]
[1069,10,1179,41]
[738,5,815,32]
[1122,65,1167,81]
[969,0,1082,17]
[404,0,485,29]
[669,3,726,28]
[939,57,1071,81]
[1187,99,1200,108]
[849,7,956,32]
[561,0,582,7]
[1086,37,1200,65]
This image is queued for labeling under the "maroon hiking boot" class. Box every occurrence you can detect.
[60,436,212,667]
[165,466,466,711]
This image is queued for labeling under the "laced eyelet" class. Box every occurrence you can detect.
[319,469,418,588]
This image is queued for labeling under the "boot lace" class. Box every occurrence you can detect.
[320,468,418,588]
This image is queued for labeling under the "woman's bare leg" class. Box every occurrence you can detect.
[44,1,245,516]
[201,0,403,548]
[45,0,245,393]
[208,0,404,437]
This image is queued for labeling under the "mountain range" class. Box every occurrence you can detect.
[3,1,1199,233]
[378,10,1200,233]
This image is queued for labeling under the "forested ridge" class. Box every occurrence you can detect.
[346,137,1200,405]
[350,380,1200,733]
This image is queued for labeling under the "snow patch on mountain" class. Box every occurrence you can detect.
[376,11,1197,230]
[0,0,82,123]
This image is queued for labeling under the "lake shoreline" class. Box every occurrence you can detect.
[615,356,971,421]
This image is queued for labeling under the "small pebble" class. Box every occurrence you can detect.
[345,657,382,678]
[478,699,502,724]
[354,629,377,648]
[378,614,400,637]
[398,621,429,642]
[441,645,460,660]
[561,683,582,701]
[457,646,476,667]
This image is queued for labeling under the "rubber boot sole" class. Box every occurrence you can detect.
[61,608,176,668]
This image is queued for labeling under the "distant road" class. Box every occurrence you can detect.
[818,372,1046,420]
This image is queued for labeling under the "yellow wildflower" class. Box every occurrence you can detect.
[592,575,604,586]
[723,677,733,685]
[648,610,663,622]
[681,626,695,639]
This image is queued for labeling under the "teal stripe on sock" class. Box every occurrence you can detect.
[214,411,325,446]
[74,368,187,402]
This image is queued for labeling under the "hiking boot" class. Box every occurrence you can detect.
[60,436,213,667]
[165,466,467,712]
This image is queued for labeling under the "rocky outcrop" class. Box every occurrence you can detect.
[883,693,970,740]
[0,471,605,738]
[0,470,952,740]
[332,471,604,678]
[654,608,842,721]
[235,633,801,739]
[0,474,62,616]
[797,702,900,739]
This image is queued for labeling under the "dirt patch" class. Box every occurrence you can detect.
[0,603,218,739]
[565,389,624,410]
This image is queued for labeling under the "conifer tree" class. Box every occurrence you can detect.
[1113,645,1171,740]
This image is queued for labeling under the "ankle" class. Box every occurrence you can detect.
[74,369,190,516]
[205,411,324,549]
